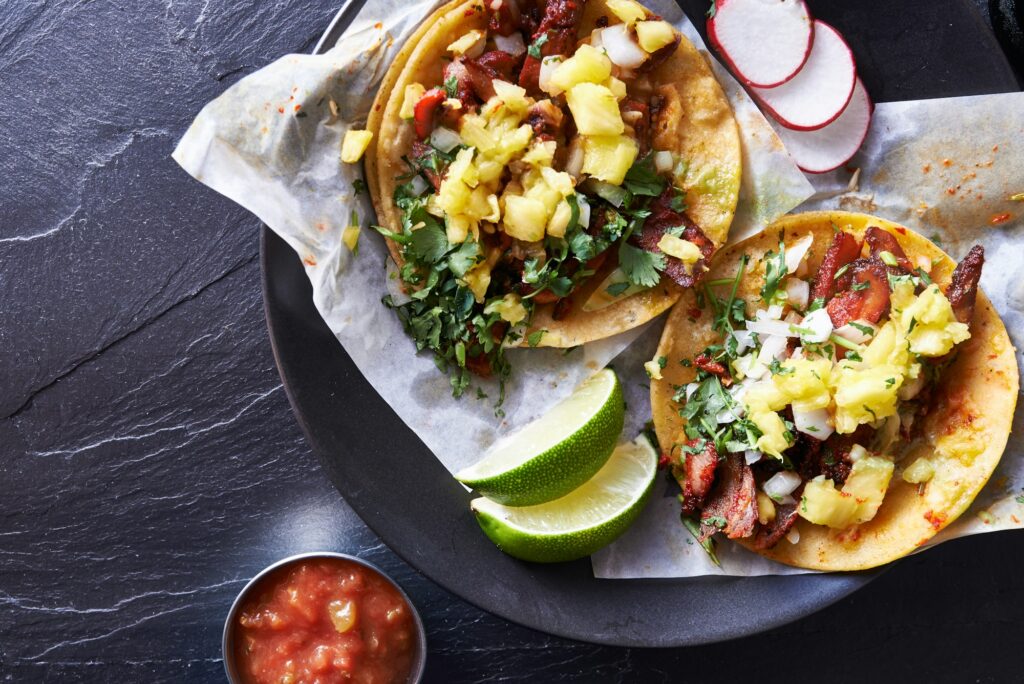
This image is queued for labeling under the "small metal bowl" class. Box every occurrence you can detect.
[223,551,427,683]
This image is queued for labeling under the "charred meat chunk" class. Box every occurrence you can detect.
[946,245,984,324]
[698,453,758,541]
[518,0,587,93]
[678,439,718,516]
[632,188,715,288]
[811,231,861,301]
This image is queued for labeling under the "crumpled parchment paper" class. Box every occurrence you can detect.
[172,0,810,478]
[593,92,1024,577]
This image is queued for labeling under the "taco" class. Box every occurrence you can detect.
[649,211,1018,571]
[365,0,741,392]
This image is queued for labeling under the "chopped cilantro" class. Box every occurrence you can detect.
[681,516,720,565]
[622,154,667,197]
[849,321,875,335]
[833,263,852,280]
[605,281,631,297]
[800,496,808,513]
[705,0,717,19]
[879,250,899,267]
[527,329,547,347]
[1016,494,1024,505]
[527,32,549,59]
[444,75,458,98]
[658,355,668,369]
[769,359,794,376]
[760,239,787,303]
[352,178,366,195]
[619,243,665,288]
[703,515,728,529]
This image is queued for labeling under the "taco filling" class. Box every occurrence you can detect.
[368,0,739,397]
[663,225,988,552]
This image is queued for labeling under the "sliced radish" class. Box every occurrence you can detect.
[771,78,872,173]
[708,0,814,88]
[750,21,856,131]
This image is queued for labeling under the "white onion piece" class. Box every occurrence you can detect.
[731,330,757,355]
[757,334,790,365]
[849,444,868,462]
[684,383,698,401]
[763,304,784,320]
[745,449,763,465]
[430,126,461,152]
[785,278,809,309]
[793,407,833,440]
[599,24,648,69]
[538,55,565,96]
[654,150,674,173]
[784,234,814,273]
[576,195,591,228]
[565,138,584,177]
[787,527,801,544]
[409,174,430,196]
[833,320,876,345]
[590,28,604,49]
[764,471,802,501]
[747,317,797,338]
[799,307,833,343]
[733,354,766,380]
[898,372,925,401]
[493,32,526,56]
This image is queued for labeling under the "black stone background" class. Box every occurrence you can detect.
[1,0,1022,682]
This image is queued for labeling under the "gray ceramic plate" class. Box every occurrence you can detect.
[262,0,1018,646]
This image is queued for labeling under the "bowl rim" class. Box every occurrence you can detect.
[222,551,427,683]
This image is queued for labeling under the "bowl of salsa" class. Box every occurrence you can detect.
[224,552,426,684]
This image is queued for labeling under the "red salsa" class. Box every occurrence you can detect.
[234,558,417,684]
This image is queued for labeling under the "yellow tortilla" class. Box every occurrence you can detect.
[651,211,1018,571]
[366,0,741,348]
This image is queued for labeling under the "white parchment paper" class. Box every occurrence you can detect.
[593,92,1024,577]
[172,0,810,477]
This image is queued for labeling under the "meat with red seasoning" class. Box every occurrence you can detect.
[620,99,651,155]
[825,258,890,328]
[753,502,799,550]
[487,0,525,36]
[518,0,587,93]
[526,99,564,141]
[679,439,719,515]
[410,140,445,191]
[811,231,861,301]
[698,453,757,541]
[632,187,715,288]
[865,226,913,271]
[946,244,984,324]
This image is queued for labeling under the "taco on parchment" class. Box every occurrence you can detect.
[649,211,1018,571]
[365,0,741,391]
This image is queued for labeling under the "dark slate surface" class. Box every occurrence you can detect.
[1,0,1021,682]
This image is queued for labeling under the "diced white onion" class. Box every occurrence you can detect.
[494,32,526,56]
[598,24,648,69]
[538,55,565,96]
[785,278,809,310]
[731,330,757,355]
[590,28,604,50]
[757,334,790,365]
[654,150,674,173]
[833,320,876,345]
[430,126,461,153]
[733,354,766,380]
[764,304,784,320]
[799,307,833,343]
[747,318,797,338]
[764,471,802,500]
[409,174,430,196]
[745,449,763,465]
[784,234,814,274]
[849,444,868,462]
[685,383,698,401]
[793,407,834,440]
[565,137,584,177]
[576,195,591,228]
[787,527,801,544]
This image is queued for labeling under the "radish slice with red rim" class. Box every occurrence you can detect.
[750,20,857,131]
[771,78,872,174]
[708,0,814,88]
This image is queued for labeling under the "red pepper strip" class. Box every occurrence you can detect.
[413,88,446,139]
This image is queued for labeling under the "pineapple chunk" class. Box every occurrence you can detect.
[447,29,485,57]
[756,491,777,525]
[752,409,791,458]
[635,20,676,53]
[551,44,612,92]
[581,135,637,185]
[566,83,624,136]
[540,166,575,197]
[606,0,648,26]
[773,358,832,412]
[842,456,894,524]
[902,457,935,484]
[547,199,573,237]
[799,476,858,529]
[492,80,530,114]
[459,114,495,153]
[341,129,373,163]
[831,363,903,434]
[522,139,557,166]
[861,321,910,370]
[463,261,492,303]
[606,76,628,100]
[900,284,971,357]
[342,224,360,253]
[484,293,528,325]
[446,215,472,244]
[503,195,548,242]
[656,234,701,264]
[400,83,425,120]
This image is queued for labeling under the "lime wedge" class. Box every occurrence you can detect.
[470,436,658,563]
[456,369,624,506]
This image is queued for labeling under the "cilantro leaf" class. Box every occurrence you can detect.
[623,154,667,197]
[444,75,458,98]
[447,238,481,277]
[619,243,665,288]
[760,239,787,303]
[527,32,549,59]
[527,329,546,347]
[409,224,450,264]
